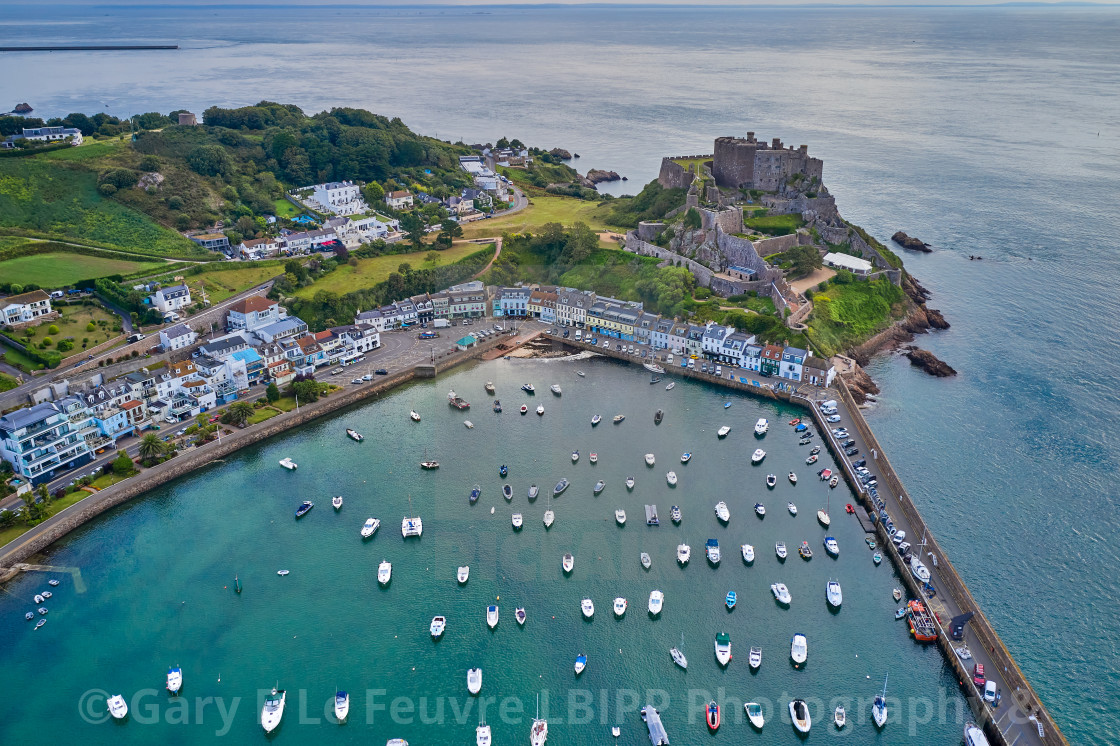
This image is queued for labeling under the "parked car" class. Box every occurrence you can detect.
[983,680,998,704]
[601,341,610,349]
[897,541,912,554]
[715,365,722,376]
[826,414,842,423]
[972,664,986,687]
[853,459,867,468]
[351,378,363,385]
[361,374,373,382]
[842,439,856,448]
[846,447,860,456]
[892,531,907,545]
[375,369,388,375]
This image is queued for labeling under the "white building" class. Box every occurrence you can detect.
[150,284,192,314]
[281,228,338,254]
[159,323,197,352]
[1,289,54,328]
[2,126,83,149]
[384,190,414,210]
[237,237,281,260]
[310,181,368,216]
[226,297,283,333]
[823,252,873,277]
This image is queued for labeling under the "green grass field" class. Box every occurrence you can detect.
[744,213,806,236]
[195,265,284,303]
[460,195,620,240]
[0,251,165,287]
[273,198,301,218]
[10,303,122,360]
[293,242,494,298]
[2,344,44,371]
[806,277,908,356]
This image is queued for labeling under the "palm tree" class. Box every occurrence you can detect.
[138,433,167,462]
[229,401,255,427]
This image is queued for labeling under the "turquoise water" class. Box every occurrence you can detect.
[0,357,968,743]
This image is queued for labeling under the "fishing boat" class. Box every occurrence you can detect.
[893,587,903,601]
[754,418,769,435]
[787,502,798,516]
[644,362,666,374]
[107,694,129,721]
[574,653,587,675]
[581,598,595,618]
[648,590,664,615]
[789,699,811,734]
[448,390,471,409]
[895,606,908,619]
[420,460,439,469]
[551,384,562,395]
[714,501,730,522]
[874,553,883,565]
[458,566,470,584]
[295,501,314,518]
[485,381,495,393]
[464,420,474,429]
[487,605,499,629]
[493,400,502,413]
[512,513,523,528]
[741,544,755,563]
[34,618,45,629]
[554,478,569,495]
[725,591,737,610]
[670,633,687,668]
[790,633,808,665]
[835,704,846,729]
[516,607,527,625]
[799,541,813,559]
[766,473,777,488]
[562,553,574,573]
[827,580,843,607]
[503,484,513,500]
[654,409,663,424]
[873,675,889,728]
[749,646,763,670]
[824,536,840,556]
[613,597,627,617]
[775,542,788,560]
[530,700,548,746]
[330,495,343,511]
[279,457,297,470]
[706,538,721,564]
[717,425,731,438]
[589,452,598,463]
[335,691,350,723]
[771,583,792,605]
[670,505,681,523]
[378,561,392,585]
[470,485,481,503]
[520,405,528,415]
[745,702,764,729]
[666,471,678,486]
[536,405,544,416]
[522,383,535,393]
[706,701,721,731]
[677,543,691,564]
[595,480,606,495]
[907,600,939,641]
[640,552,652,569]
[528,484,539,499]
[788,471,797,484]
[644,452,655,466]
[830,476,839,488]
[755,502,766,517]
[615,509,626,525]
[261,688,285,733]
[751,448,765,463]
[468,667,483,695]
[346,428,364,442]
[665,381,675,390]
[591,414,601,426]
[910,557,932,584]
[626,476,636,490]
[410,410,421,422]
[613,414,625,423]
[167,666,183,695]
[430,616,446,638]
[714,632,732,666]
[805,454,818,465]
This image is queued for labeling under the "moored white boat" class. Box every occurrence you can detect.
[530,713,548,746]
[625,476,635,490]
[512,513,523,528]
[107,693,129,720]
[536,404,544,416]
[166,666,183,695]
[485,381,495,393]
[550,384,562,395]
[486,605,499,629]
[644,453,655,466]
[332,495,343,510]
[543,509,555,527]
[572,450,580,462]
[378,561,392,585]
[714,501,730,522]
[574,653,587,675]
[401,515,423,537]
[613,414,625,423]
[749,646,762,670]
[677,543,690,564]
[766,473,777,488]
[754,502,766,517]
[706,538,721,564]
[261,688,285,732]
[824,536,840,556]
[361,517,379,537]
[714,631,732,666]
[910,557,932,584]
[594,480,606,494]
[817,509,831,527]
[788,471,797,484]
[754,418,769,435]
[410,410,421,422]
[503,484,513,500]
[745,702,764,729]
[788,502,797,516]
[464,420,474,429]
[665,381,675,390]
[751,448,765,463]
[615,509,626,525]
[467,668,483,695]
[640,552,652,569]
[718,425,731,438]
[335,691,350,723]
[666,471,677,486]
[592,414,601,425]
[775,542,787,560]
[589,452,598,463]
[827,580,843,607]
[528,484,539,499]
[614,597,627,616]
[835,704,846,729]
[771,582,792,605]
[670,637,687,669]
[790,633,808,665]
[430,615,446,638]
[458,566,469,584]
[680,452,691,463]
[648,590,664,615]
[516,607,527,625]
[346,428,364,442]
[873,675,889,728]
[790,699,811,734]
[741,544,755,563]
[279,457,297,470]
[670,505,681,523]
[581,598,595,618]
[562,553,574,573]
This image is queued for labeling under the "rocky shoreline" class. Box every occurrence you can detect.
[892,231,931,252]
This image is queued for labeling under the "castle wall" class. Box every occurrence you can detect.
[657,155,709,190]
[751,233,800,257]
[712,136,758,188]
[624,233,714,287]
[699,206,743,235]
[637,221,665,242]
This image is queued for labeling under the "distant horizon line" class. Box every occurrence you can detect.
[21,1,1120,8]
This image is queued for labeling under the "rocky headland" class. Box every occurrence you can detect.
[902,346,957,377]
[549,148,572,160]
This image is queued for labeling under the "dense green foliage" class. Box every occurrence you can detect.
[766,244,822,280]
[602,181,687,228]
[806,275,908,356]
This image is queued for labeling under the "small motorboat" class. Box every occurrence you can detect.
[827,580,843,607]
[277,570,290,576]
[592,414,602,426]
[503,484,513,500]
[615,509,626,525]
[574,653,587,675]
[581,598,595,619]
[775,542,788,560]
[25,612,34,621]
[346,428,364,442]
[681,452,691,463]
[108,694,129,720]
[332,495,343,510]
[806,454,818,464]
[723,402,732,409]
[771,583,792,605]
[648,590,664,615]
[714,501,730,522]
[420,460,440,469]
[458,566,470,584]
[378,561,392,585]
[551,384,562,395]
[167,666,183,695]
[522,383,535,393]
[895,606,908,619]
[554,478,569,495]
[751,448,765,463]
[745,702,765,730]
[670,505,682,523]
[819,468,832,480]
[666,471,678,486]
[613,597,627,616]
[410,410,421,422]
[706,701,721,731]
[718,425,731,438]
[295,501,314,518]
[818,509,831,527]
[654,409,663,425]
[536,405,544,416]
[824,536,840,556]
[835,705,846,729]
[34,618,45,629]
[790,633,808,665]
[563,553,574,573]
[613,414,625,424]
[430,615,447,638]
[725,591,737,610]
[874,553,883,565]
[665,381,675,390]
[640,552,652,569]
[741,544,755,563]
[790,699,811,734]
[335,691,350,723]
[893,587,903,601]
[528,484,539,499]
[493,401,502,413]
[499,464,508,477]
[706,539,721,564]
[464,420,474,429]
[485,381,496,393]
[644,453,656,466]
[279,457,297,470]
[470,485,482,503]
[520,405,528,415]
[677,543,691,564]
[487,605,499,629]
[799,541,813,559]
[789,418,801,426]
[625,476,635,490]
[595,480,606,495]
[48,579,60,587]
[589,452,598,463]
[34,594,43,604]
[788,502,797,516]
[468,667,483,695]
[788,472,798,484]
[754,418,769,435]
[830,476,839,488]
[754,502,766,517]
[577,370,586,377]
[714,632,731,666]
[749,646,762,670]
[516,607,527,625]
[572,450,580,463]
[766,473,777,488]
[512,513,523,529]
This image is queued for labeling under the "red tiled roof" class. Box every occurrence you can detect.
[229,297,275,314]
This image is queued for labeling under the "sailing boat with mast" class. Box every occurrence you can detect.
[872,673,888,728]
[670,632,687,669]
[402,494,423,537]
[543,492,555,528]
[530,694,548,745]
[817,484,831,527]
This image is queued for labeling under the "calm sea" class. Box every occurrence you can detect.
[2,5,1119,742]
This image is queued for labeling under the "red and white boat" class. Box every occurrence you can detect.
[706,701,720,731]
[845,503,856,514]
[819,468,832,481]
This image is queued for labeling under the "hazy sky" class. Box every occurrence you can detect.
[37,1,1120,6]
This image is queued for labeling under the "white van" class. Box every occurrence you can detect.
[574,330,582,341]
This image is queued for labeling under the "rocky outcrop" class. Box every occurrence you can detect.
[892,231,931,252]
[843,363,881,404]
[13,103,33,114]
[585,169,621,184]
[902,346,956,377]
[549,148,572,160]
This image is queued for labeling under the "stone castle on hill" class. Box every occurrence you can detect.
[658,132,822,192]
